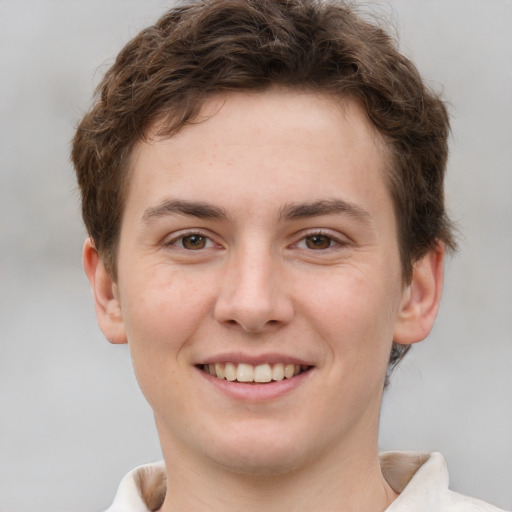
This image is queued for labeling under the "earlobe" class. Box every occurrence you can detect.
[82,238,127,344]
[393,243,445,345]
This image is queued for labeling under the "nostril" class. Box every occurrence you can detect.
[221,317,280,332]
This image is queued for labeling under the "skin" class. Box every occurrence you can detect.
[84,89,444,511]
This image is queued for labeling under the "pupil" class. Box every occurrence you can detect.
[307,235,330,249]
[183,235,205,249]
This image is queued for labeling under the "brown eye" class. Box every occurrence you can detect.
[305,234,332,250]
[181,234,207,250]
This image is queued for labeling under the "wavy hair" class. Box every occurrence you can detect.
[72,0,456,374]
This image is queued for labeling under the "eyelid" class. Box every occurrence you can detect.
[292,229,350,250]
[161,228,349,251]
[163,229,222,250]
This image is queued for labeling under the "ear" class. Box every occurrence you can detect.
[393,243,445,345]
[82,238,127,344]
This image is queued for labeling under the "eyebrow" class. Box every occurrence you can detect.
[141,199,228,223]
[141,197,371,225]
[279,199,372,222]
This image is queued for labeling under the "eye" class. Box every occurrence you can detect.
[291,228,353,256]
[303,234,334,250]
[182,234,204,250]
[166,233,217,251]
[180,234,211,250]
[295,231,345,251]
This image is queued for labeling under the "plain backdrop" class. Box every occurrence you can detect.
[1,1,511,510]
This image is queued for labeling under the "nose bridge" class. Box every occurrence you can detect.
[214,240,292,332]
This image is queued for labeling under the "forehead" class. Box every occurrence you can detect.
[126,89,392,222]
[152,88,388,155]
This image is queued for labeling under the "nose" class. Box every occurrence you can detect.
[214,245,294,333]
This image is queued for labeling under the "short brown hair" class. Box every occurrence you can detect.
[72,0,456,371]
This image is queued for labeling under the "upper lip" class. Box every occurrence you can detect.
[196,352,314,366]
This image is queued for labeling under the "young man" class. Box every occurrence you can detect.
[72,1,505,510]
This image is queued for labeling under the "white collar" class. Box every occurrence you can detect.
[105,452,502,511]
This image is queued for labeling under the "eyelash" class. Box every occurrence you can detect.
[164,231,218,251]
[293,230,347,251]
[164,229,347,252]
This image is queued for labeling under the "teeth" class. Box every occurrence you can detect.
[284,364,295,379]
[202,362,308,383]
[254,364,272,383]
[236,363,254,382]
[272,363,284,381]
[215,363,225,379]
[225,362,237,381]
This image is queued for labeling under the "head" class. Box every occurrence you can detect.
[74,1,456,487]
[72,0,455,386]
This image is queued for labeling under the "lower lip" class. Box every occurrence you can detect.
[197,367,313,402]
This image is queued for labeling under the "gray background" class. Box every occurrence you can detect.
[1,1,511,510]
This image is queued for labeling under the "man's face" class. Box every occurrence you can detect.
[100,90,426,473]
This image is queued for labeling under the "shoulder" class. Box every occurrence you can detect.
[443,489,508,512]
[381,452,508,512]
[104,454,508,512]
[104,460,166,512]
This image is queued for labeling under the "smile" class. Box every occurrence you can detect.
[200,362,311,383]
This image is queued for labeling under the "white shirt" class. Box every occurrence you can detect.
[105,452,506,511]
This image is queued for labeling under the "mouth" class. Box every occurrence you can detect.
[198,362,312,383]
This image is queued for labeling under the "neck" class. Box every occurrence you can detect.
[158,430,397,512]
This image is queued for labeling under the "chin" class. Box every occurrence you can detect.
[214,449,307,477]
[203,423,313,476]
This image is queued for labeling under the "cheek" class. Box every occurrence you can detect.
[119,271,216,411]
[300,268,399,362]
[120,270,215,359]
